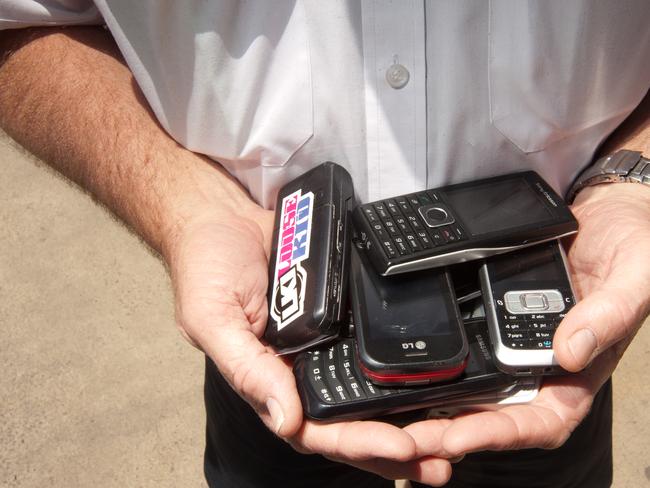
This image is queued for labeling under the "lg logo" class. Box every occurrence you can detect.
[401,341,427,350]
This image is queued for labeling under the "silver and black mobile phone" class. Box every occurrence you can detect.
[352,171,577,276]
[479,240,576,375]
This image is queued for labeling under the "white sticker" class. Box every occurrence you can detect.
[270,189,314,330]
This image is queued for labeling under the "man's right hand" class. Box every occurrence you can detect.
[165,206,453,486]
[0,26,452,486]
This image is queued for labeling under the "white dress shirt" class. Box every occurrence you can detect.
[2,0,649,208]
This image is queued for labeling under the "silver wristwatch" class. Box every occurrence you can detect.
[567,150,650,203]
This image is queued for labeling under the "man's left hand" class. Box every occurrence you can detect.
[404,182,650,458]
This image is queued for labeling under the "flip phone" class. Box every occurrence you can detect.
[264,162,354,355]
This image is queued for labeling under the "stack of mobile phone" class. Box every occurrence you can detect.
[265,163,578,421]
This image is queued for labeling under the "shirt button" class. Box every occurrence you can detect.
[385,63,410,89]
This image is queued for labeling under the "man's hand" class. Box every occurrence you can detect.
[0,27,454,485]
[167,206,453,486]
[405,182,650,458]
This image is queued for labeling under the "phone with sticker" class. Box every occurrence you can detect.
[264,162,355,355]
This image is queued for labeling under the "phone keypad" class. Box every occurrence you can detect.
[304,340,399,404]
[359,192,467,260]
[496,289,574,350]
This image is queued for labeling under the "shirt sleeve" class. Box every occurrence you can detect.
[0,0,102,30]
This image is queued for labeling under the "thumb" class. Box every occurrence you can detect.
[202,324,304,438]
[553,266,648,372]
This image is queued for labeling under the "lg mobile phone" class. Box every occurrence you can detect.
[352,171,577,276]
[293,319,516,421]
[264,162,354,355]
[350,245,468,386]
[479,240,576,375]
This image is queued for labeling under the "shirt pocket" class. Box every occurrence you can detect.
[488,0,649,154]
[184,1,314,167]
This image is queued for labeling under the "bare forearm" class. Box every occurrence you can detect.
[0,27,257,258]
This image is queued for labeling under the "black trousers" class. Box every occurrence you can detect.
[203,357,612,488]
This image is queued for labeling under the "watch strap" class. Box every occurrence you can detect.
[567,150,650,203]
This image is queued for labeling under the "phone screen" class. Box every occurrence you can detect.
[443,177,553,237]
[488,241,567,290]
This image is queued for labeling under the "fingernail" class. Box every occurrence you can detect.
[449,455,465,464]
[266,397,284,434]
[567,328,597,367]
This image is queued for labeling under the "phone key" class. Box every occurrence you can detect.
[450,224,467,240]
[416,231,433,249]
[385,199,402,216]
[362,379,383,397]
[404,233,422,251]
[501,313,520,322]
[529,321,553,330]
[363,206,379,224]
[532,339,553,350]
[505,339,528,349]
[395,196,414,214]
[374,203,390,220]
[528,313,550,320]
[346,379,367,400]
[416,192,434,206]
[380,239,398,258]
[340,358,355,380]
[337,341,352,361]
[383,219,401,237]
[428,229,446,246]
[426,190,440,202]
[505,331,529,341]
[371,222,388,240]
[501,320,527,332]
[393,237,412,255]
[440,226,458,242]
[406,195,421,209]
[531,330,553,340]
[394,216,412,233]
[306,354,335,404]
[406,214,424,231]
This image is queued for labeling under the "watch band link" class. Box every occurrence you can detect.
[567,150,650,203]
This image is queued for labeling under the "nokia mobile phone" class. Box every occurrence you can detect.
[293,319,516,421]
[479,240,576,375]
[350,245,468,386]
[352,171,577,276]
[264,162,354,355]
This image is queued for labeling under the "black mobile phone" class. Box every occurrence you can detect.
[293,319,516,421]
[479,240,576,375]
[264,162,354,355]
[352,171,577,276]
[350,245,468,386]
